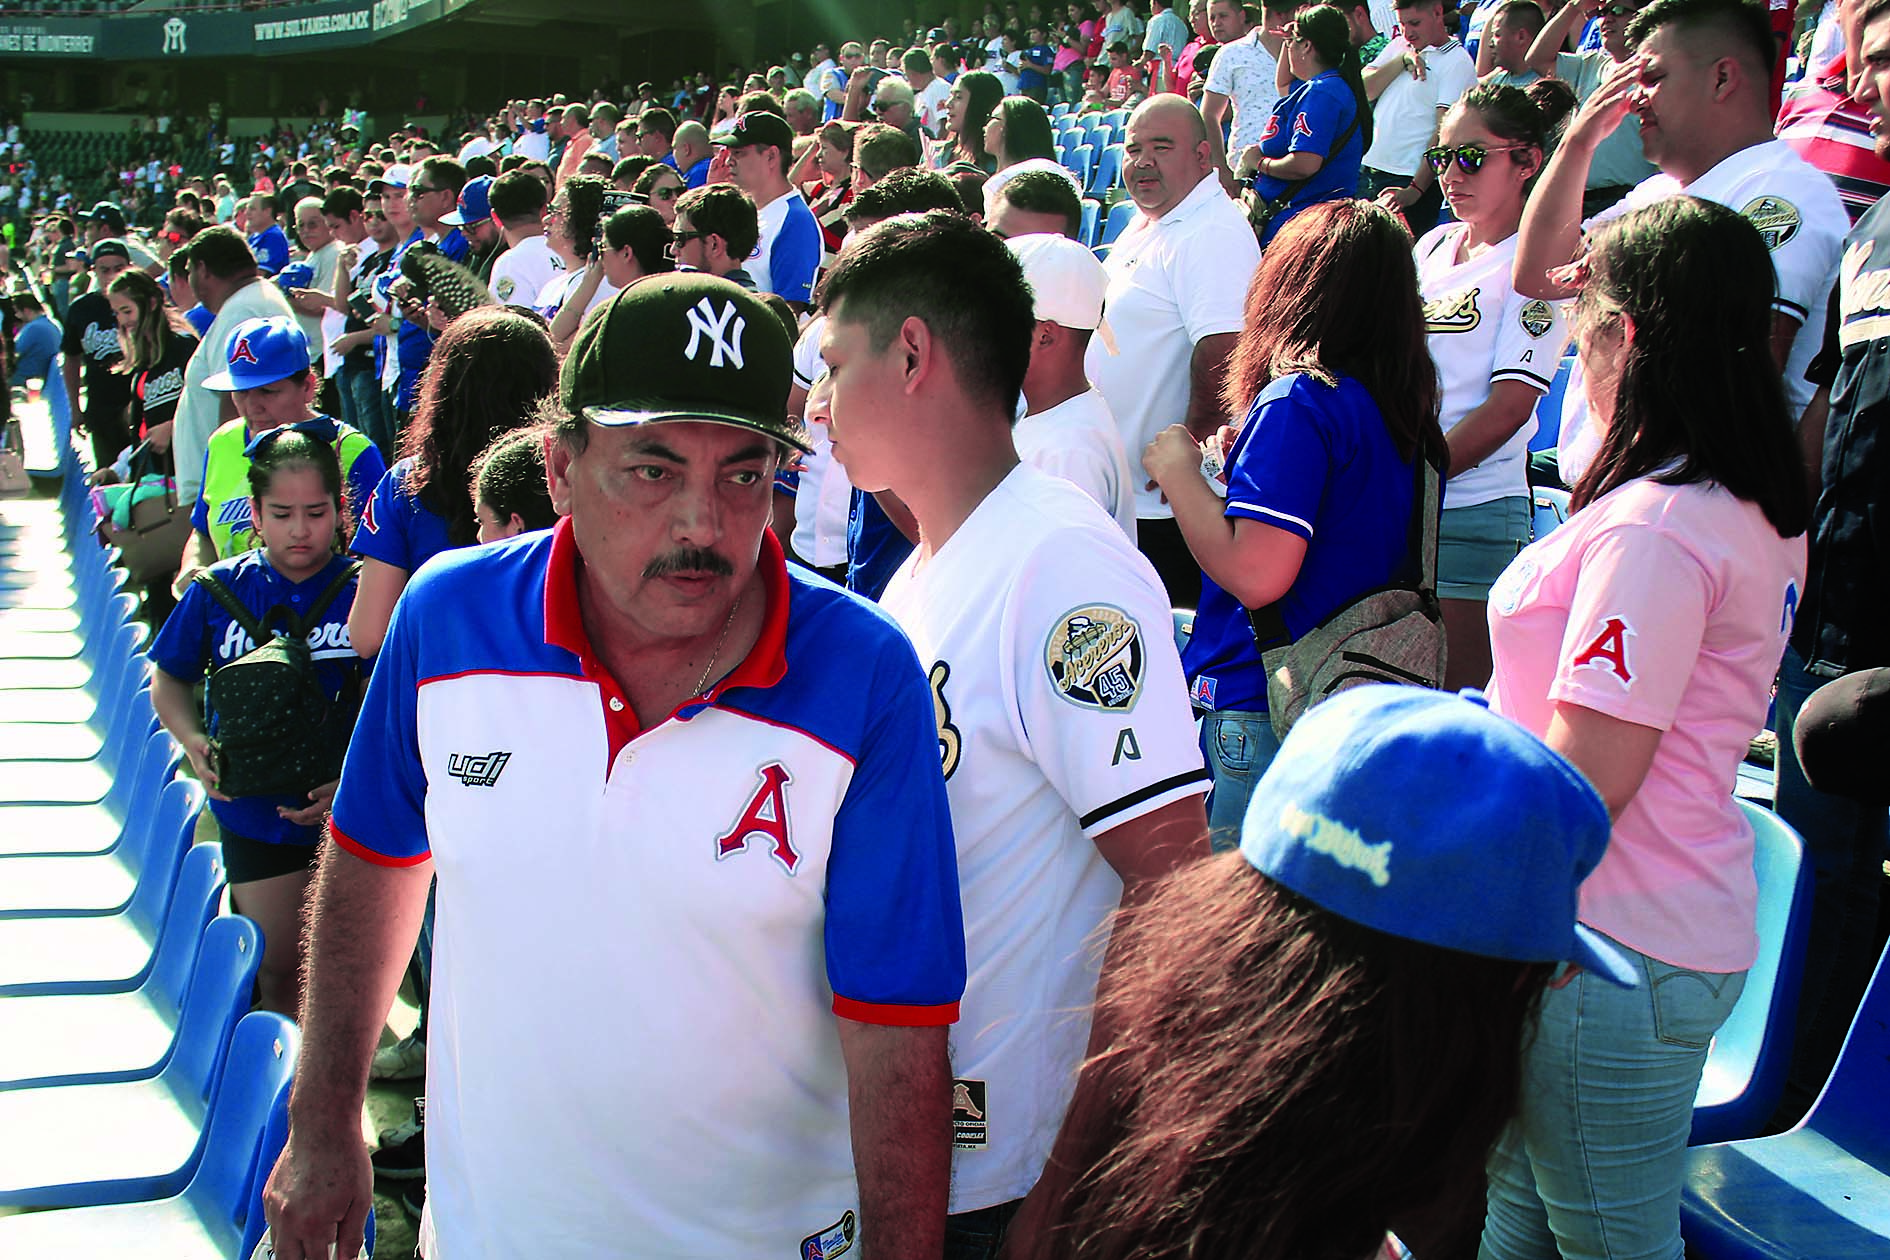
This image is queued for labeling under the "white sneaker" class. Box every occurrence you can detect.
[370,1033,427,1082]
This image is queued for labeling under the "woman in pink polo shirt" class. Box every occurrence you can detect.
[1478,196,1810,1258]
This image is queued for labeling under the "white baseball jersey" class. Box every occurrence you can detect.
[791,315,853,569]
[1015,388,1138,537]
[1559,138,1846,480]
[879,463,1210,1214]
[1416,226,1569,510]
[488,233,562,311]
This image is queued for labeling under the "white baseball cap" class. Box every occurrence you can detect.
[1005,232,1106,332]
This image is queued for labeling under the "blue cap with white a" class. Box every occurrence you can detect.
[443,175,493,227]
[202,315,312,391]
[274,261,315,291]
[1239,685,1637,987]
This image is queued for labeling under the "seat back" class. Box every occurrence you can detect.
[1529,353,1576,453]
[187,1010,299,1258]
[1804,939,1890,1158]
[1065,143,1095,189]
[1090,144,1123,198]
[165,915,264,1110]
[1102,198,1137,245]
[1531,487,1569,541]
[1689,802,1812,1145]
[134,839,225,996]
[142,778,215,1006]
[1080,198,1100,247]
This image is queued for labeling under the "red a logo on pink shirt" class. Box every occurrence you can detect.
[1571,616,1634,684]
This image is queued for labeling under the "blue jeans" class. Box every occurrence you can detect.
[1201,709,1281,852]
[1771,645,1888,1122]
[340,362,390,456]
[1480,934,1746,1260]
[945,1198,1022,1260]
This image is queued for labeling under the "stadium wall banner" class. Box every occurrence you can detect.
[0,0,445,60]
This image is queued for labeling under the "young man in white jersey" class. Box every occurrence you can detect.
[1513,0,1844,481]
[820,210,1210,1260]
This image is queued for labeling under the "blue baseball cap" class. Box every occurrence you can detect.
[274,261,316,291]
[1239,686,1637,987]
[443,175,493,227]
[202,315,312,391]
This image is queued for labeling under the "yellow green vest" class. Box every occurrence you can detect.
[198,417,379,559]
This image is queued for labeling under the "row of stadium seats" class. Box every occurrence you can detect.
[0,438,369,1257]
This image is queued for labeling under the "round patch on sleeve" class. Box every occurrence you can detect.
[1740,196,1801,251]
[1045,604,1145,710]
[495,275,516,301]
[1518,298,1555,339]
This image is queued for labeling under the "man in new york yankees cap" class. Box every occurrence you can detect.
[266,272,966,1260]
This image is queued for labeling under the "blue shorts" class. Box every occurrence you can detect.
[1437,495,1532,601]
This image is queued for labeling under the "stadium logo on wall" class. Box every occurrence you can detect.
[1045,605,1145,711]
[1518,298,1555,339]
[162,16,187,54]
[1741,196,1801,252]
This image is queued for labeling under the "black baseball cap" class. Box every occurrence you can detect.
[561,273,809,452]
[726,110,795,156]
[90,238,132,264]
[88,201,127,230]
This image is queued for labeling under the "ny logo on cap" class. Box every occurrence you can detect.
[683,296,746,370]
[230,336,260,366]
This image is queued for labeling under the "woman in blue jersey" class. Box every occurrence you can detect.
[1234,5,1370,247]
[149,432,365,1015]
[1143,199,1445,844]
[348,305,557,656]
[1415,84,1563,691]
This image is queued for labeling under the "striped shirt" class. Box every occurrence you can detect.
[1778,65,1890,225]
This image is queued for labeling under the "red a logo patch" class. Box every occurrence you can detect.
[1571,616,1634,683]
[1293,113,1314,138]
[715,763,800,874]
[230,335,259,365]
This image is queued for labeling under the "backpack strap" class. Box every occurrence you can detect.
[192,570,274,650]
[292,559,363,638]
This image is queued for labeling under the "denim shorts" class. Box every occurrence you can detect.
[1200,710,1282,852]
[1438,495,1533,600]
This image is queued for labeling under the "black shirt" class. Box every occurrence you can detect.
[130,330,199,438]
[59,290,132,409]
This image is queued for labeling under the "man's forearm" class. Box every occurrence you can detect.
[839,1020,951,1259]
[289,842,432,1139]
[1183,332,1239,440]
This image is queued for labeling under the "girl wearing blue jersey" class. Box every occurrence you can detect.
[1235,5,1371,245]
[348,306,556,656]
[1144,199,1445,843]
[149,432,365,1015]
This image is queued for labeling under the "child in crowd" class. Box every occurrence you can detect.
[470,426,559,542]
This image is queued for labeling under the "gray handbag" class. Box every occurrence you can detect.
[1247,452,1447,738]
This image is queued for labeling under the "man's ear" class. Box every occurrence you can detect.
[544,427,576,515]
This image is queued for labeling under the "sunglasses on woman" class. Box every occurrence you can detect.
[1423,143,1529,175]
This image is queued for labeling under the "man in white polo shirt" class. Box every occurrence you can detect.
[264,274,966,1260]
[1007,232,1139,537]
[1514,0,1844,480]
[1086,95,1260,605]
[822,210,1209,1260]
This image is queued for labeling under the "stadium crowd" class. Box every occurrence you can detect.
[2,0,1886,1254]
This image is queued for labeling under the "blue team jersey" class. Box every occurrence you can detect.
[247,224,291,276]
[684,155,712,188]
[1183,373,1418,713]
[770,195,822,305]
[846,489,914,601]
[1252,72,1364,246]
[352,456,456,574]
[148,550,365,844]
[12,315,60,381]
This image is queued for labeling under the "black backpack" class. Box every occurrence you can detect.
[193,561,362,800]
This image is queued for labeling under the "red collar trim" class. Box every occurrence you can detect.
[541,516,792,702]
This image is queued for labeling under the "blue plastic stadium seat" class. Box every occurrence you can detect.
[1052,101,1072,118]
[1057,129,1082,156]
[1530,353,1576,454]
[1080,198,1101,249]
[1102,198,1137,245]
[1690,802,1813,1146]
[0,776,205,918]
[1094,244,1111,262]
[1680,941,1890,1258]
[1531,486,1569,540]
[1101,108,1128,131]
[1089,143,1124,198]
[0,1012,309,1255]
[1063,143,1096,191]
[0,913,258,1090]
[0,726,180,858]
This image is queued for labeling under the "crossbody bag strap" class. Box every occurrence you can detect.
[1252,89,1364,208]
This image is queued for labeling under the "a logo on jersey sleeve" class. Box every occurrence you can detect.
[1740,196,1801,252]
[1489,556,1537,618]
[1518,298,1556,339]
[447,751,511,787]
[1423,286,1481,334]
[1259,114,1280,142]
[951,1078,989,1149]
[494,275,516,301]
[360,492,380,534]
[1045,605,1145,711]
[1292,112,1314,138]
[714,762,801,874]
[799,1210,858,1260]
[1570,615,1635,684]
[928,661,963,780]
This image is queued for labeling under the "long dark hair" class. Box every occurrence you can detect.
[992,94,1058,166]
[1223,199,1443,466]
[400,306,558,545]
[951,70,1006,171]
[1570,196,1809,537]
[1015,855,1554,1260]
[1295,5,1373,154]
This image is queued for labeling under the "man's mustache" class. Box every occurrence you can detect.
[644,547,735,579]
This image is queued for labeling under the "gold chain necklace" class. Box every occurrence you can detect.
[694,596,742,697]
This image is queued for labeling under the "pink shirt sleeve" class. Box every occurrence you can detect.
[1548,523,1710,732]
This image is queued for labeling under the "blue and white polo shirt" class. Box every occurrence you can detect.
[329,519,966,1258]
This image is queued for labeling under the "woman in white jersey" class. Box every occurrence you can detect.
[1414,83,1565,691]
[1479,197,1810,1260]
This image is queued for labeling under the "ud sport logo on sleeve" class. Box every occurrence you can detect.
[1045,605,1145,710]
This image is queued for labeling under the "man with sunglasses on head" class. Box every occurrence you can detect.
[1521,0,1656,215]
[1515,0,1843,480]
